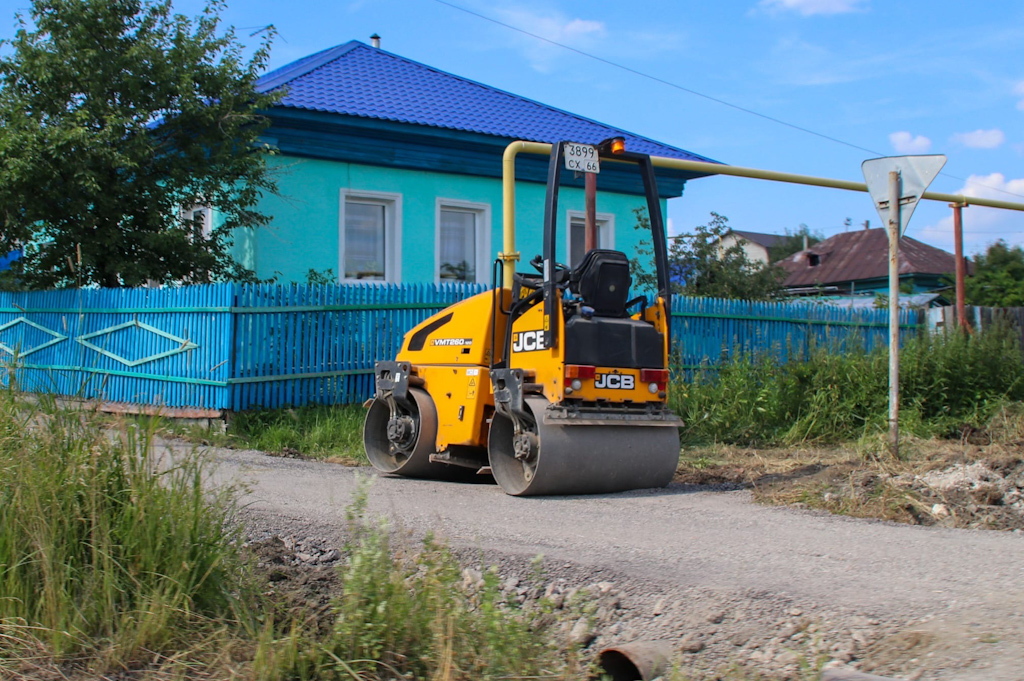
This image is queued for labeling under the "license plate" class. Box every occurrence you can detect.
[564,143,600,174]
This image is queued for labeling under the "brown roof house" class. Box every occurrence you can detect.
[778,228,961,296]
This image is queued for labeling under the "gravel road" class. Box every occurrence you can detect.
[183,441,1024,680]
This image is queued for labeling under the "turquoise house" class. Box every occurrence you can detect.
[236,40,714,285]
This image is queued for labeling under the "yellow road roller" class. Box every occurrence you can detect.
[364,139,681,495]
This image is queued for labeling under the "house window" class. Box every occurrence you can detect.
[567,210,614,267]
[183,205,212,241]
[436,199,490,284]
[340,191,402,282]
[808,253,821,267]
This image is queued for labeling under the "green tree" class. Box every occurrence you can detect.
[768,223,824,262]
[0,0,280,288]
[963,240,1024,307]
[629,210,786,300]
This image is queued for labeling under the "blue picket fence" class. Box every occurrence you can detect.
[0,284,921,413]
[230,282,485,411]
[672,297,920,375]
[0,286,234,411]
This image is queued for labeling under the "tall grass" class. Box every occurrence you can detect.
[674,325,1024,446]
[0,391,249,667]
[228,404,367,463]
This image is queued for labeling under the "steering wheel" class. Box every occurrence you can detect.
[529,254,570,280]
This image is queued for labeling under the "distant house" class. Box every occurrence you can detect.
[227,40,716,285]
[714,229,787,265]
[778,228,961,295]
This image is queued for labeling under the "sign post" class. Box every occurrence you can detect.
[862,155,946,457]
[886,171,901,455]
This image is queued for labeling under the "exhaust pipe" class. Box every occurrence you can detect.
[597,641,673,681]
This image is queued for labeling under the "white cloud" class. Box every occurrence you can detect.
[889,131,932,154]
[959,172,1024,205]
[1016,81,1024,111]
[492,7,606,72]
[483,5,685,72]
[916,173,1024,254]
[758,0,868,16]
[562,18,604,40]
[951,128,1006,149]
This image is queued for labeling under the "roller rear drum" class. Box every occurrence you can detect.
[488,396,679,496]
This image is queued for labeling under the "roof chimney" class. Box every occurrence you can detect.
[370,33,381,48]
[863,219,870,230]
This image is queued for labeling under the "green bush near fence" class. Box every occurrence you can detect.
[673,325,1024,446]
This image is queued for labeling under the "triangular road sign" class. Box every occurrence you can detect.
[861,155,946,236]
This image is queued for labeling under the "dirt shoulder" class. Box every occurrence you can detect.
[676,438,1024,532]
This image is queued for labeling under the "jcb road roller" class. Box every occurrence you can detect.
[364,139,682,495]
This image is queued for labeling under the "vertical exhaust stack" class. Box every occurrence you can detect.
[370,33,381,48]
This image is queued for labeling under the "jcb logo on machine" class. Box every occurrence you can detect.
[512,330,544,353]
[595,373,635,390]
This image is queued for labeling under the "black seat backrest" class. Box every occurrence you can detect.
[569,249,632,317]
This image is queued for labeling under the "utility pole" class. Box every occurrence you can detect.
[585,172,597,253]
[950,203,968,331]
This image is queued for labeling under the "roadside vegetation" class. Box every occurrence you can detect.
[0,391,255,675]
[225,404,368,463]
[0,390,576,679]
[256,483,572,681]
[673,322,1024,446]
[171,403,368,463]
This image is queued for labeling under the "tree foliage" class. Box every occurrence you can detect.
[0,0,280,288]
[964,240,1024,307]
[630,210,786,300]
[768,223,823,262]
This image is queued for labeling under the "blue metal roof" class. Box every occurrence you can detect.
[257,41,715,164]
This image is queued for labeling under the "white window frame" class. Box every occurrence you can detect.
[566,209,615,267]
[182,204,213,241]
[435,198,491,285]
[339,190,402,283]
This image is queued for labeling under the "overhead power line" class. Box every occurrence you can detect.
[428,0,1024,203]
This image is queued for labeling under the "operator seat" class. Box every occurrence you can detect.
[569,249,631,317]
[564,249,665,370]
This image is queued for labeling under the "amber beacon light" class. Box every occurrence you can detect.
[598,136,626,155]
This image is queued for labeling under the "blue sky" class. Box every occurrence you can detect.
[2,0,1022,257]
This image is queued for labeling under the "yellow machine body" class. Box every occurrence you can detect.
[393,290,506,451]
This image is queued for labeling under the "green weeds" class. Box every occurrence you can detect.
[256,479,568,681]
[674,326,1024,447]
[227,405,367,463]
[170,404,368,463]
